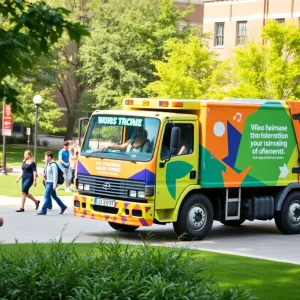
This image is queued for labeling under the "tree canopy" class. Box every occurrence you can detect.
[23,0,92,140]
[12,83,63,132]
[210,20,300,100]
[79,0,192,110]
[0,0,89,111]
[145,33,217,99]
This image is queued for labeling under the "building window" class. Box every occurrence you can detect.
[215,22,224,46]
[237,21,247,45]
[276,18,285,24]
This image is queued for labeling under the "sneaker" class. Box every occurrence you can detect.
[36,212,46,216]
[60,207,67,214]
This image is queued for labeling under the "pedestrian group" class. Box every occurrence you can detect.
[15,140,80,216]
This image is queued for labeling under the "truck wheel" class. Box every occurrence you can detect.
[275,191,300,234]
[173,194,213,241]
[108,222,139,232]
[220,219,246,226]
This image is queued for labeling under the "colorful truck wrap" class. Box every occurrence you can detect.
[74,98,300,240]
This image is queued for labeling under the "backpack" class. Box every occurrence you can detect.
[50,162,65,185]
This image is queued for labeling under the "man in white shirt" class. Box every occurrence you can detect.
[37,151,67,215]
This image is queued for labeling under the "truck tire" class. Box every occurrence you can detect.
[275,191,300,234]
[108,222,139,232]
[220,219,246,226]
[173,194,213,241]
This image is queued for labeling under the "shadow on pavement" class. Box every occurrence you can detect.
[85,221,282,244]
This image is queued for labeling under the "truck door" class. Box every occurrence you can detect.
[155,120,199,210]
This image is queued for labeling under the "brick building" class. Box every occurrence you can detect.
[175,0,204,30]
[203,0,300,61]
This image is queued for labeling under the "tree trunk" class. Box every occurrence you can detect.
[64,114,76,141]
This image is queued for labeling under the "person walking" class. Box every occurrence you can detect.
[37,151,67,216]
[15,150,40,212]
[0,218,3,227]
[58,141,71,192]
[70,140,80,191]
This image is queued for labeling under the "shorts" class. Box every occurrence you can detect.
[22,177,33,194]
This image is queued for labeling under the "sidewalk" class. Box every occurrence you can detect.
[0,195,74,206]
[37,134,77,149]
[1,194,300,264]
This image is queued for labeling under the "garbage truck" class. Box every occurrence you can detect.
[74,98,300,240]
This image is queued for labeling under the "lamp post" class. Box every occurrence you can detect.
[33,95,43,164]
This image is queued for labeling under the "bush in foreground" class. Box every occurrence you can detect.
[0,237,255,299]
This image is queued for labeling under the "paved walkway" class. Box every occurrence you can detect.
[37,134,65,149]
[0,195,300,265]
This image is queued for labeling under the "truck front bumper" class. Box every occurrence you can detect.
[73,194,154,227]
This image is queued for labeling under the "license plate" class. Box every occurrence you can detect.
[94,198,115,207]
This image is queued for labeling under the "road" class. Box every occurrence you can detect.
[0,196,299,265]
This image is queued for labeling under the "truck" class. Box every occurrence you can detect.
[74,98,300,240]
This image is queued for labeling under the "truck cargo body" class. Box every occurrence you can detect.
[74,98,300,240]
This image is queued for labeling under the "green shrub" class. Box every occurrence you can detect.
[15,136,28,144]
[42,140,49,147]
[48,127,78,137]
[3,136,16,144]
[0,236,255,300]
[0,136,28,145]
[48,127,67,136]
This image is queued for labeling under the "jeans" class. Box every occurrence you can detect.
[41,183,67,214]
[42,180,52,209]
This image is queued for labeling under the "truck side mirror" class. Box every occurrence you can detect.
[78,117,89,146]
[170,127,181,155]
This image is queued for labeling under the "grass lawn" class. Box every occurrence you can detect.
[0,175,74,196]
[2,243,299,300]
[4,145,59,166]
[0,145,72,196]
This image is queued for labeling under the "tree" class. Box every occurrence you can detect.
[25,0,92,140]
[79,0,192,110]
[145,33,217,99]
[210,20,300,100]
[0,0,89,111]
[12,83,63,133]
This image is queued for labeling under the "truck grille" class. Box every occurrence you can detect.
[78,174,146,201]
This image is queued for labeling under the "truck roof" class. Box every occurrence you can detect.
[122,98,289,110]
[91,109,198,120]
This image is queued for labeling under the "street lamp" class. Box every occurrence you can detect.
[33,95,43,164]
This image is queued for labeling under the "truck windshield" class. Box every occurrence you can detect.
[81,115,160,162]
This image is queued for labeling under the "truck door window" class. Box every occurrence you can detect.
[178,124,194,155]
[160,123,194,160]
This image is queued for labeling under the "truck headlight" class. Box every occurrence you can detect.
[137,191,145,198]
[129,190,137,197]
[84,184,90,191]
[78,183,83,190]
